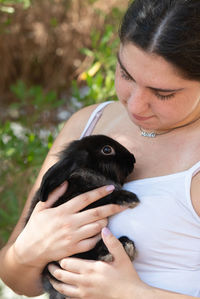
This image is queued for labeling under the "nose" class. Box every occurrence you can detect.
[127,86,150,115]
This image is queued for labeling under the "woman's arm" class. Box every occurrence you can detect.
[1,103,117,296]
[0,184,123,296]
[49,228,198,299]
[5,103,100,246]
[0,239,44,296]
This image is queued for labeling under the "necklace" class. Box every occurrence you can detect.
[139,115,200,138]
[139,127,172,138]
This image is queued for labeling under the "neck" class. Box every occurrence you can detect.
[139,114,200,138]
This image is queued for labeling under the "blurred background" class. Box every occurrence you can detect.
[0,0,129,297]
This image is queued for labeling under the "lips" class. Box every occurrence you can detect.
[132,114,154,121]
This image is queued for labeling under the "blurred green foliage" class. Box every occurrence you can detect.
[0,0,31,13]
[0,0,31,8]
[0,81,64,245]
[0,2,125,246]
[72,24,118,105]
[0,102,58,246]
[10,81,65,127]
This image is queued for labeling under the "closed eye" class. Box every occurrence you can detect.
[117,52,184,97]
[120,68,132,81]
[120,66,176,100]
[155,93,175,100]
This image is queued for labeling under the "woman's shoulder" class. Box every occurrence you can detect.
[61,101,120,140]
[63,103,100,138]
[46,101,119,156]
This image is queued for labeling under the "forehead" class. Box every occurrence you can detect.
[119,43,192,89]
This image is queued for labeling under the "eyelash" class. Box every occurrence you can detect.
[120,68,175,101]
[120,69,132,81]
[155,93,175,100]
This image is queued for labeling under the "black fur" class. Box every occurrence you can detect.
[26,135,139,299]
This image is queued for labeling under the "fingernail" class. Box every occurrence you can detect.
[102,227,111,236]
[106,185,115,192]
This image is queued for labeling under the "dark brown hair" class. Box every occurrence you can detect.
[120,0,200,80]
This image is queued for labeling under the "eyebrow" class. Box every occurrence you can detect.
[116,52,184,93]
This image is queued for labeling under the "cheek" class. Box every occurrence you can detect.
[166,94,199,118]
[153,97,193,123]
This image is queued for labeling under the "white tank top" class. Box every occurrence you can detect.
[80,102,200,297]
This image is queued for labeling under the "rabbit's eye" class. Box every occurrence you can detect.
[101,145,115,155]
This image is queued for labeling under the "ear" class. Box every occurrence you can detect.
[39,157,75,202]
[39,149,89,202]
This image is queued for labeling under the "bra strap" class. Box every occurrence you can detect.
[80,101,114,139]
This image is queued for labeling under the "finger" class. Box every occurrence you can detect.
[58,185,115,214]
[31,201,46,215]
[77,204,126,227]
[101,228,127,263]
[77,219,108,239]
[45,181,68,208]
[49,279,79,298]
[76,234,102,254]
[48,263,79,285]
[59,257,95,274]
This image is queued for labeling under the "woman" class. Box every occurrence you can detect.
[1,0,200,298]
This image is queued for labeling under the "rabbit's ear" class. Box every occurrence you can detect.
[39,149,89,202]
[39,157,76,202]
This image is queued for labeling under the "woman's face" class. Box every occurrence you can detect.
[115,43,200,131]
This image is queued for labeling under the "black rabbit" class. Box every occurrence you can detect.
[26,134,139,299]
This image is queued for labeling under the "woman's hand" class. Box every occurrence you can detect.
[48,228,150,299]
[13,183,126,270]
